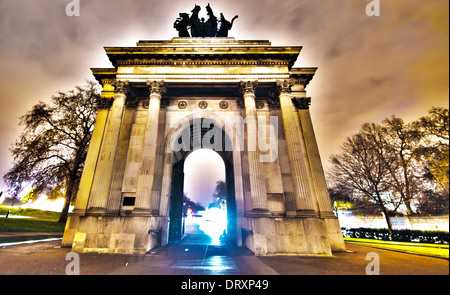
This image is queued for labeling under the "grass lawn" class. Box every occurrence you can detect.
[0,219,65,244]
[0,218,65,233]
[0,206,60,219]
[344,237,449,259]
[0,206,65,244]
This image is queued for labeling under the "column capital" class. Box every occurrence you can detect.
[147,80,167,95]
[100,78,114,86]
[276,79,293,94]
[292,97,311,110]
[239,80,258,95]
[112,80,129,95]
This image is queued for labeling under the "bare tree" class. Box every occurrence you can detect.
[329,123,400,233]
[4,81,101,223]
[381,116,424,215]
[328,107,449,231]
[416,107,449,197]
[209,180,227,209]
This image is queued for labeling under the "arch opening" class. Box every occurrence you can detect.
[184,148,227,245]
[167,117,237,247]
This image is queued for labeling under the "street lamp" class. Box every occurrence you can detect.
[182,201,187,236]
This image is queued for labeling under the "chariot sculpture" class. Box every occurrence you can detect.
[174,3,238,37]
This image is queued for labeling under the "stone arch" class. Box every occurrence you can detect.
[160,112,243,246]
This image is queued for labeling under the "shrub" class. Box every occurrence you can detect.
[341,227,449,244]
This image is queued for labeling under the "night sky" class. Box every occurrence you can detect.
[0,0,448,204]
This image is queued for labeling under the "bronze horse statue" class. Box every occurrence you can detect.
[174,4,238,38]
[189,4,202,37]
[217,13,238,37]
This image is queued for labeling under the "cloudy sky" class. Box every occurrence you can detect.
[0,0,448,204]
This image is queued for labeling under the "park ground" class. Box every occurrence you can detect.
[0,207,448,277]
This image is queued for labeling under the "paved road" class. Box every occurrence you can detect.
[0,224,448,275]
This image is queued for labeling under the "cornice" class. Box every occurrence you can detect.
[289,67,317,87]
[113,74,290,83]
[116,59,290,67]
[91,68,117,84]
[104,41,301,69]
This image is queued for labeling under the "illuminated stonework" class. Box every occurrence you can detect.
[62,38,345,255]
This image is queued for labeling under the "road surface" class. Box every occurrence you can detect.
[0,223,447,275]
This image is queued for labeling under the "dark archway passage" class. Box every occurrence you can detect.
[168,160,185,243]
[167,117,236,247]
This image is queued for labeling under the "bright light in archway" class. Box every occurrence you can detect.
[183,148,225,209]
[198,207,227,245]
[186,207,228,245]
[183,148,228,245]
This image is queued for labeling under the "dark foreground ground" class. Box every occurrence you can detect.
[0,226,447,294]
[0,224,447,276]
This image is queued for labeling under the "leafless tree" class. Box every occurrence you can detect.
[4,81,101,223]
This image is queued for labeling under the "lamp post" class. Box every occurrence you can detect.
[182,200,187,236]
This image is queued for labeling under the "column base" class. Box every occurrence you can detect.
[71,209,86,216]
[322,216,346,251]
[319,211,337,218]
[296,209,319,218]
[245,216,332,256]
[86,207,107,215]
[131,208,152,216]
[248,208,271,217]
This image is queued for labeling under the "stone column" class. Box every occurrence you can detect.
[133,80,166,215]
[87,80,128,213]
[293,96,334,216]
[72,107,109,215]
[72,80,113,215]
[240,81,269,213]
[277,80,317,216]
[106,107,134,213]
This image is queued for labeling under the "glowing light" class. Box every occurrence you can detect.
[16,184,33,202]
[202,256,233,272]
[22,196,72,213]
[197,207,227,245]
